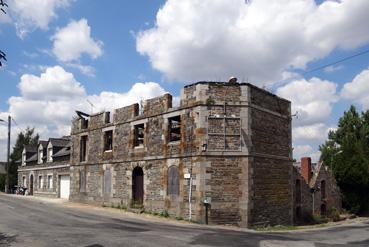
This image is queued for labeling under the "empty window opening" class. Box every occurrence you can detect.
[38,175,43,189]
[80,118,89,129]
[105,111,113,124]
[80,135,88,162]
[295,179,301,204]
[104,130,113,151]
[134,124,145,147]
[321,180,326,200]
[167,166,180,196]
[79,170,86,193]
[169,116,181,142]
[47,175,53,189]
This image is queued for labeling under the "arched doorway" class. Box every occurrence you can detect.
[321,203,327,217]
[132,167,144,205]
[29,174,34,195]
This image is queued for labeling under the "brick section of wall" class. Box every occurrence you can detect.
[205,157,243,225]
[301,157,312,184]
[249,86,293,226]
[249,157,292,226]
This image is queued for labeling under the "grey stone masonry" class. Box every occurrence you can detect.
[70,81,293,227]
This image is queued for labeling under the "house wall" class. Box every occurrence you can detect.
[18,158,70,198]
[292,166,313,223]
[69,81,293,227]
[292,162,342,224]
[312,164,342,216]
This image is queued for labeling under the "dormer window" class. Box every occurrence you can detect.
[47,148,53,162]
[38,146,43,164]
[22,150,26,166]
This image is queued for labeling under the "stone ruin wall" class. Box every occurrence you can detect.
[69,81,293,227]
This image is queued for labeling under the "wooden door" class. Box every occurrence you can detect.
[132,167,144,205]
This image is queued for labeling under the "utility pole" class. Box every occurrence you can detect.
[6,115,11,193]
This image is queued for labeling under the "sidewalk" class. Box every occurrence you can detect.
[3,193,369,234]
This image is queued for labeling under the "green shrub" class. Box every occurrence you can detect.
[159,210,169,218]
[329,207,340,222]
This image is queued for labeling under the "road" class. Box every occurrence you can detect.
[0,194,369,247]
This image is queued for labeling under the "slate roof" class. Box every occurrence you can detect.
[26,153,38,162]
[52,143,71,157]
[24,145,37,153]
[38,140,48,148]
[49,138,70,147]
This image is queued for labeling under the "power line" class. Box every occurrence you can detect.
[11,117,25,133]
[303,48,369,75]
[271,48,369,90]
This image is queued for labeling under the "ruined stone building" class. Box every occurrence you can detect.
[69,80,293,227]
[293,157,341,224]
[18,137,71,198]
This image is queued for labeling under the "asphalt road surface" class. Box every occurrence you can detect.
[1,194,369,247]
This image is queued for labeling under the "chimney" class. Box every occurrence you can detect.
[301,157,312,183]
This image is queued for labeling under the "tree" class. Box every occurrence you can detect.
[0,0,7,67]
[319,105,369,213]
[8,128,39,190]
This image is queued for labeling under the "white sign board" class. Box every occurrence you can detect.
[184,173,191,179]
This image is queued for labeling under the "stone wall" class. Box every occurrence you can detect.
[18,160,70,198]
[69,81,293,227]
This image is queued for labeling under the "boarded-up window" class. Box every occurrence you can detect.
[104,169,111,195]
[80,135,88,162]
[167,166,179,196]
[207,115,241,151]
[79,170,86,192]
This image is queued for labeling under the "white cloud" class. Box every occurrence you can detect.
[18,66,85,101]
[277,77,338,126]
[10,0,71,38]
[276,77,339,162]
[87,82,167,112]
[137,0,369,84]
[293,123,330,141]
[341,68,369,109]
[293,144,321,162]
[52,19,103,62]
[0,66,167,160]
[324,65,344,73]
[66,63,96,77]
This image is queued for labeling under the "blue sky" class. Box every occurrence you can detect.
[1,0,369,161]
